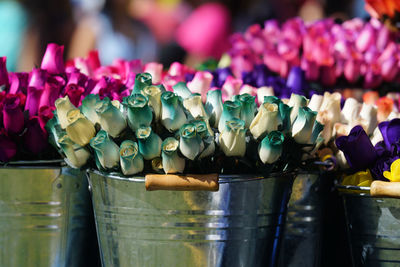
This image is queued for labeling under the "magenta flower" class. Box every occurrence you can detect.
[0,57,9,88]
[39,76,63,109]
[356,24,376,53]
[3,94,24,134]
[38,106,55,130]
[23,117,48,154]
[41,43,65,74]
[28,68,47,90]
[0,130,16,162]
[9,72,28,94]
[344,59,361,83]
[25,86,43,116]
[65,84,85,107]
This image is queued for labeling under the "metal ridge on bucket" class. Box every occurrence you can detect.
[88,170,295,267]
[337,184,400,266]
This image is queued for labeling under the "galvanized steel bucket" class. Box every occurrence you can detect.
[278,172,325,267]
[88,170,295,267]
[0,161,99,267]
[338,185,400,267]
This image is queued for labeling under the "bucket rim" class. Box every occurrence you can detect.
[88,169,296,184]
[336,184,371,196]
[0,159,65,169]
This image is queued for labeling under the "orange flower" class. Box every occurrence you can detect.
[363,91,379,106]
[376,96,394,122]
[365,0,400,19]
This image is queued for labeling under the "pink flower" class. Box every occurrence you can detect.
[263,50,288,78]
[38,106,55,129]
[0,57,9,88]
[28,68,47,91]
[221,76,243,100]
[301,58,319,81]
[9,72,28,94]
[356,24,376,53]
[187,71,213,102]
[168,62,185,77]
[144,62,163,84]
[344,59,361,83]
[40,43,65,74]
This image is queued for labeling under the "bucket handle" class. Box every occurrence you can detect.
[370,181,400,198]
[145,174,219,191]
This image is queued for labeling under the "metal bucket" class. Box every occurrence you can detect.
[338,185,400,267]
[88,170,295,267]
[0,161,100,267]
[278,172,325,267]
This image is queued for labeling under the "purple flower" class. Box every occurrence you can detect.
[23,117,48,154]
[286,66,306,95]
[0,57,9,88]
[40,43,65,74]
[336,125,378,171]
[370,156,399,181]
[0,130,16,162]
[2,95,24,134]
[212,67,232,88]
[379,119,400,150]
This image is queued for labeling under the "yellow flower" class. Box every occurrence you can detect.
[66,109,96,146]
[341,169,373,186]
[383,159,400,182]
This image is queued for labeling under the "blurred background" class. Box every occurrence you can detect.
[0,0,369,72]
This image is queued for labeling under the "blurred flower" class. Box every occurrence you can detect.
[221,76,242,101]
[341,98,362,124]
[359,103,378,135]
[161,137,185,174]
[376,96,394,122]
[90,130,120,170]
[144,62,163,84]
[124,94,153,132]
[0,57,9,88]
[66,109,96,146]
[259,131,284,164]
[136,126,162,160]
[41,43,65,74]
[219,118,247,157]
[119,140,144,175]
[187,71,213,102]
[336,125,377,171]
[161,91,187,132]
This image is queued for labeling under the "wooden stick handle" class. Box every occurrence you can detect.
[370,181,400,198]
[145,174,219,191]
